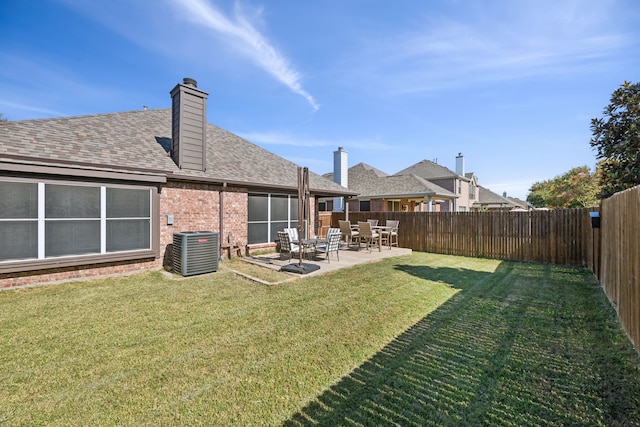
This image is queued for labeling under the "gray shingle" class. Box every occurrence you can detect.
[475,185,518,208]
[0,109,352,195]
[325,162,455,199]
[394,159,458,179]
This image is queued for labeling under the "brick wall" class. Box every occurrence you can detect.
[219,189,248,252]
[160,182,222,267]
[0,181,235,289]
[370,198,385,212]
[0,259,158,290]
[0,182,317,289]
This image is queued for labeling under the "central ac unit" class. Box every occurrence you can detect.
[172,231,219,276]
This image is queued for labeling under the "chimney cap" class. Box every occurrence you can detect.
[183,77,197,87]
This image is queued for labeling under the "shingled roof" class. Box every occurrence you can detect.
[473,185,519,210]
[324,162,455,199]
[394,159,473,182]
[0,109,353,196]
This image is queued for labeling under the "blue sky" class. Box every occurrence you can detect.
[1,0,638,199]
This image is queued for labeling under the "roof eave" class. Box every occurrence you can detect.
[168,172,357,197]
[0,158,167,184]
[353,192,458,200]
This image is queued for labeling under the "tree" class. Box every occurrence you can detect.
[590,81,640,198]
[0,113,7,122]
[527,166,600,208]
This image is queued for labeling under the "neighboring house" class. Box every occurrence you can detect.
[472,186,522,211]
[394,154,479,212]
[506,196,531,211]
[0,78,354,289]
[323,162,456,212]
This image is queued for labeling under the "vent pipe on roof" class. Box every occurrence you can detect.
[455,152,465,176]
[170,78,209,171]
[333,147,348,212]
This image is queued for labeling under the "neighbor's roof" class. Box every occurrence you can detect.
[506,196,529,210]
[474,185,518,208]
[325,162,455,200]
[0,109,354,196]
[394,159,472,181]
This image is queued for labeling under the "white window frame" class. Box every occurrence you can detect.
[0,179,153,263]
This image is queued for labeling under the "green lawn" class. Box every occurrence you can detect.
[1,253,639,426]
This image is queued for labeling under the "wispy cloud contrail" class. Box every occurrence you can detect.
[172,0,319,111]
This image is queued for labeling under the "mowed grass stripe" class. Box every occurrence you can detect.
[2,254,639,426]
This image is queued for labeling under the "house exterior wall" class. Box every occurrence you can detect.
[220,189,249,248]
[430,177,477,211]
[159,182,222,268]
[371,199,386,212]
[0,258,159,290]
[431,178,454,193]
[456,180,472,211]
[455,178,479,212]
[0,178,321,289]
[0,176,161,289]
[0,181,226,289]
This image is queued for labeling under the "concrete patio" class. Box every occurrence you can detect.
[241,244,412,278]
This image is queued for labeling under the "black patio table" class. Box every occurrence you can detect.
[294,238,327,260]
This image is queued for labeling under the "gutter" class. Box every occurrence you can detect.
[167,172,357,197]
[354,192,458,200]
[0,159,167,184]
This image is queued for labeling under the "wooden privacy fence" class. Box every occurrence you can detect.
[328,209,598,266]
[599,185,640,350]
[323,187,639,351]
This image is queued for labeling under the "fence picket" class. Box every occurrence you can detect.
[324,189,638,350]
[328,208,595,265]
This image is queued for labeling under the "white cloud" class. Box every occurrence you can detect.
[238,130,391,150]
[169,0,319,110]
[348,1,629,94]
[0,100,64,119]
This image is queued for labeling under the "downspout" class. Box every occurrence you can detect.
[219,182,227,255]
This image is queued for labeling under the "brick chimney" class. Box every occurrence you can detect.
[170,78,209,171]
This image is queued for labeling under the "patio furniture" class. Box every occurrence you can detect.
[284,226,317,259]
[278,231,300,261]
[357,221,381,252]
[367,219,378,227]
[381,220,399,248]
[297,239,318,260]
[284,227,299,243]
[315,228,341,263]
[338,220,360,248]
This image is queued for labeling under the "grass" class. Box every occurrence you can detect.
[225,256,295,284]
[1,253,639,426]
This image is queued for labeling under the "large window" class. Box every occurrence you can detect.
[0,180,152,263]
[359,200,371,212]
[247,193,298,244]
[387,200,400,212]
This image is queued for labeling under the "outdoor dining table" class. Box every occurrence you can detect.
[352,222,383,252]
[293,238,327,259]
[372,225,393,250]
